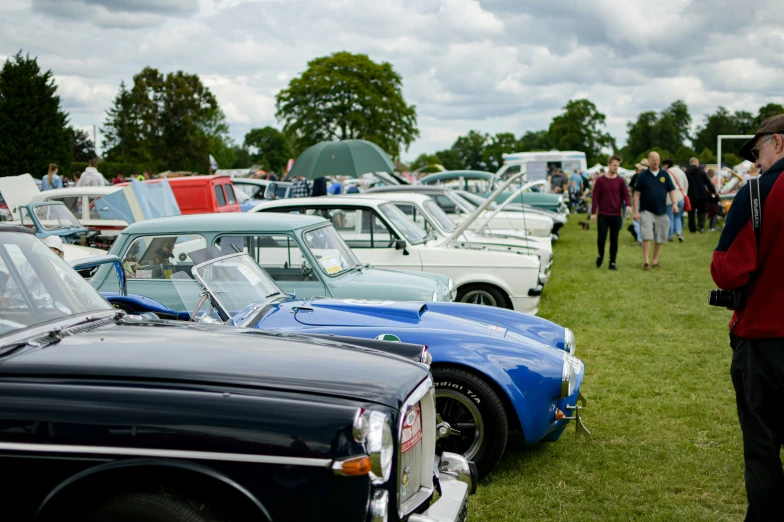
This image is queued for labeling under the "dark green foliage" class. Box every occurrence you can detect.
[243,126,292,172]
[69,127,95,162]
[548,99,615,165]
[102,67,229,173]
[624,101,692,165]
[275,52,419,159]
[451,130,489,170]
[0,52,70,177]
[70,161,149,178]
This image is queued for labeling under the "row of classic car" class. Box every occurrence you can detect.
[0,168,586,521]
[0,226,473,522]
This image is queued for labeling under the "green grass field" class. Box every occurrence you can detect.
[468,216,747,521]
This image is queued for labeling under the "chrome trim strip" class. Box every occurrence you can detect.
[0,442,332,467]
[398,375,435,517]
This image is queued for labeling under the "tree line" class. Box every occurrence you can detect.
[1,49,781,178]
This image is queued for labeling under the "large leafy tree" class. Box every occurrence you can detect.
[275,52,419,159]
[483,132,520,171]
[244,126,292,172]
[103,67,229,172]
[756,103,784,126]
[518,130,550,152]
[692,107,746,156]
[548,99,615,164]
[451,130,488,170]
[0,52,70,176]
[69,127,95,162]
[624,101,692,163]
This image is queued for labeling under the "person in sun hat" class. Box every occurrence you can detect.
[711,113,784,521]
[42,235,65,259]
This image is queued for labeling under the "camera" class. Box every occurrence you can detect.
[708,289,745,310]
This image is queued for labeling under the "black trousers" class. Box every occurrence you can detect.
[688,198,707,232]
[730,335,784,521]
[597,214,622,263]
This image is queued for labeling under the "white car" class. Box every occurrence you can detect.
[352,192,554,281]
[29,186,127,239]
[252,197,544,313]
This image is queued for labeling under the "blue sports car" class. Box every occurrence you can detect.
[87,251,588,478]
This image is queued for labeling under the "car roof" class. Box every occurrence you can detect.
[418,170,496,183]
[0,225,35,235]
[357,192,433,204]
[32,186,122,199]
[122,212,328,235]
[253,196,391,209]
[234,179,293,187]
[365,185,452,195]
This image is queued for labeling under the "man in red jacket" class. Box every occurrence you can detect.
[711,113,784,521]
[590,155,631,270]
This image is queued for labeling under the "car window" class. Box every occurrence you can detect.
[304,207,394,248]
[424,199,456,232]
[301,226,360,276]
[33,204,81,230]
[0,237,111,337]
[393,203,434,232]
[216,234,310,283]
[48,196,82,220]
[18,207,34,230]
[378,203,427,245]
[214,185,226,207]
[225,185,237,205]
[122,235,206,280]
[433,194,458,214]
[305,207,357,231]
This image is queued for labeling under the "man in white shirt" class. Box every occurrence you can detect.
[662,158,689,242]
[76,158,109,187]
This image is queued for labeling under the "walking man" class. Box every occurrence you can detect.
[711,114,784,521]
[591,155,631,270]
[633,152,680,269]
[662,158,689,242]
[685,157,717,232]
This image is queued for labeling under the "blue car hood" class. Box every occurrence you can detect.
[286,298,509,339]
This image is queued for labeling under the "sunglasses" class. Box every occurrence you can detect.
[751,135,776,160]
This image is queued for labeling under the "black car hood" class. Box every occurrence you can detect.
[0,321,427,409]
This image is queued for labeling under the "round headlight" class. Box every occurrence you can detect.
[560,353,581,399]
[564,328,576,354]
[366,411,394,484]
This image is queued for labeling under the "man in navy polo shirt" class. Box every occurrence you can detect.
[633,151,679,269]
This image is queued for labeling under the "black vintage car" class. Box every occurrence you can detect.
[0,226,473,522]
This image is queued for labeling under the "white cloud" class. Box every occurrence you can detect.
[2,0,780,160]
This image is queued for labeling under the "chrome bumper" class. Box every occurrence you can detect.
[408,452,475,522]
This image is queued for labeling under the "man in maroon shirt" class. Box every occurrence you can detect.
[591,155,632,270]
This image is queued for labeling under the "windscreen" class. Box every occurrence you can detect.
[378,203,428,245]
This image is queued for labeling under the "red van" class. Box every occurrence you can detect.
[138,176,241,214]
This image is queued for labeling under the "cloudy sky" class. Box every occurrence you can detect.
[1,0,782,161]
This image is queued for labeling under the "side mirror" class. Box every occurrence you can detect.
[264,182,279,200]
[394,239,407,250]
[70,255,126,296]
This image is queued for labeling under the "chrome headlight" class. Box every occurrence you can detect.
[560,353,582,399]
[432,290,439,302]
[564,328,576,354]
[447,278,455,294]
[366,411,394,484]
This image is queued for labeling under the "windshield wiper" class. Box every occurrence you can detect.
[265,291,283,298]
[0,311,121,355]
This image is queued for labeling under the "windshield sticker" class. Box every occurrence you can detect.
[320,256,341,274]
[342,299,395,306]
[237,263,261,286]
[136,269,152,279]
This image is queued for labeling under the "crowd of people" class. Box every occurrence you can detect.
[556,153,734,271]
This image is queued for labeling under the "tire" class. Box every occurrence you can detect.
[432,367,509,479]
[85,492,214,522]
[455,284,507,308]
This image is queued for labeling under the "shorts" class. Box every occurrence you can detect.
[640,210,670,243]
